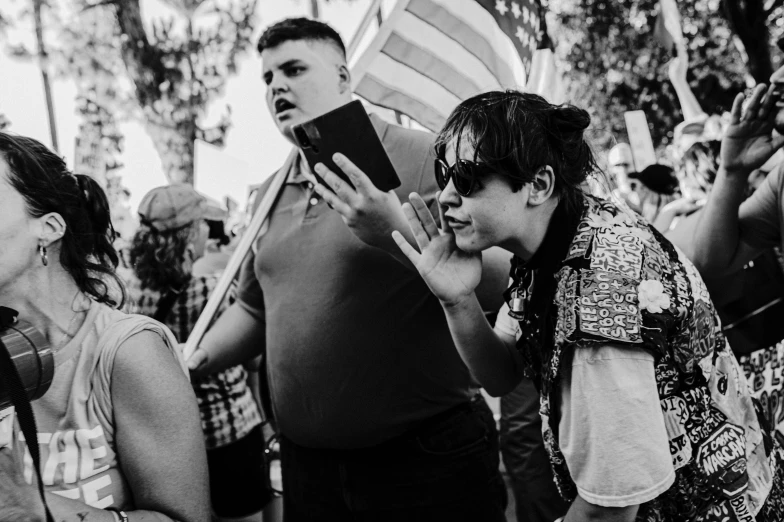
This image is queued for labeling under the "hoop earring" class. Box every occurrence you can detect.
[38,244,48,267]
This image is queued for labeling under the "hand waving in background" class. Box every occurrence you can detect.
[721,84,784,175]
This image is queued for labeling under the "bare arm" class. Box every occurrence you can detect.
[692,84,784,275]
[40,331,210,522]
[187,301,265,376]
[691,168,760,274]
[392,193,523,396]
[441,294,523,397]
[668,46,706,123]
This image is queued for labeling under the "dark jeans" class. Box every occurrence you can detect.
[206,425,272,517]
[280,395,507,522]
[500,378,570,522]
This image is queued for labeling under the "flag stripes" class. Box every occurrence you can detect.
[352,0,547,131]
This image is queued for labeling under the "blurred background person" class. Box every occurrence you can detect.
[607,143,641,212]
[662,135,784,357]
[130,184,269,522]
[627,163,679,223]
[0,131,209,521]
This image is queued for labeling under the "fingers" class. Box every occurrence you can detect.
[742,84,768,121]
[408,192,440,239]
[186,347,207,371]
[391,230,421,264]
[314,163,358,204]
[758,84,778,120]
[333,153,373,193]
[729,92,744,125]
[402,202,432,251]
[312,182,352,216]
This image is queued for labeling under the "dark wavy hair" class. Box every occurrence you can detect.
[0,131,125,307]
[257,17,346,58]
[435,90,599,218]
[130,224,196,292]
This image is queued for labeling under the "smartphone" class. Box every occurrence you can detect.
[292,100,401,192]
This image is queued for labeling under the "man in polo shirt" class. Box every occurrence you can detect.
[187,17,526,521]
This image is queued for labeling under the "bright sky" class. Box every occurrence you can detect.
[0,0,387,215]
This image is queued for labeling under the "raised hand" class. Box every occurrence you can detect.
[721,84,784,175]
[392,192,482,307]
[312,153,408,250]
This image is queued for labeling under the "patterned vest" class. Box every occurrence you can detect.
[509,195,784,521]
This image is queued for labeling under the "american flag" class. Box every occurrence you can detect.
[351,0,551,132]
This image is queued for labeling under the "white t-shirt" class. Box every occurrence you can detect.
[495,303,675,507]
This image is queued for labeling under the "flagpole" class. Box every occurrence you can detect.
[346,0,383,61]
[183,151,294,361]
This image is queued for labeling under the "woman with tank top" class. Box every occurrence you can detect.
[0,131,210,522]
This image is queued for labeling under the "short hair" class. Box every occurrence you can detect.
[435,90,598,217]
[257,17,346,59]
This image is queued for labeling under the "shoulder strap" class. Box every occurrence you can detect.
[0,343,55,522]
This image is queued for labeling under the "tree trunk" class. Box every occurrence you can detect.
[722,0,773,83]
[33,0,58,152]
[112,0,195,184]
[145,119,195,184]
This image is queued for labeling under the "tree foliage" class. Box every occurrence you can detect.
[547,0,783,152]
[2,0,257,185]
[79,0,258,184]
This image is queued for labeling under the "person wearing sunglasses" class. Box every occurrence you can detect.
[388,90,784,521]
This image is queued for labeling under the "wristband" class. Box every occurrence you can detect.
[106,508,129,522]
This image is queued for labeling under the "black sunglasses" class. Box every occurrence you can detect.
[434,155,496,197]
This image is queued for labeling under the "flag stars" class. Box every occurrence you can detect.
[515,25,526,43]
[495,0,509,16]
[511,2,521,18]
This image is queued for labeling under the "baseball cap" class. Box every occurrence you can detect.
[628,164,679,195]
[138,184,227,232]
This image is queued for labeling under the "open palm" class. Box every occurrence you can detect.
[392,193,482,306]
[722,84,784,173]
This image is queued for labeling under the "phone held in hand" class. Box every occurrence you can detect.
[291,100,401,192]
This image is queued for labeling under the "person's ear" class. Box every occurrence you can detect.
[36,212,67,247]
[337,63,351,95]
[528,166,556,207]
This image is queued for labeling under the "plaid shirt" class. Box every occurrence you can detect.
[132,275,262,449]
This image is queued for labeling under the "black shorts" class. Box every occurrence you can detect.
[207,424,273,517]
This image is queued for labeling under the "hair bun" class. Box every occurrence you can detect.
[552,105,591,134]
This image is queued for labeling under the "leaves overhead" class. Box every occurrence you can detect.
[1,0,257,185]
[547,0,780,152]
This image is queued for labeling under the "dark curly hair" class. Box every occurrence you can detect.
[0,131,125,308]
[435,90,599,219]
[130,224,197,292]
[257,17,346,58]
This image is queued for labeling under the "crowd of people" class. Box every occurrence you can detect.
[3,14,784,522]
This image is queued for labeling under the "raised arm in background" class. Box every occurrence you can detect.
[692,84,784,275]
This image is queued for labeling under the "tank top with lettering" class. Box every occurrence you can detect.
[12,299,184,510]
